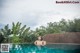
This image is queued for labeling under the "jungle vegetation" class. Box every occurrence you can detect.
[0,18,80,43]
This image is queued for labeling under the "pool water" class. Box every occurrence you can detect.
[1,44,80,53]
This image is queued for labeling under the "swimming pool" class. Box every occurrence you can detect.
[1,44,80,53]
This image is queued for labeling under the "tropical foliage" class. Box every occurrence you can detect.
[0,18,80,43]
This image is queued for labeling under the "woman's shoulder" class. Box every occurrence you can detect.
[34,40,40,44]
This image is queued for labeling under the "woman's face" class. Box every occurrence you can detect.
[38,36,41,40]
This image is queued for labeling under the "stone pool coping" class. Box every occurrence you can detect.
[0,43,80,45]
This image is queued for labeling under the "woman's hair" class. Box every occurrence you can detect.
[41,36,43,41]
[37,36,43,41]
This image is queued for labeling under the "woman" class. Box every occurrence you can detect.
[34,36,46,46]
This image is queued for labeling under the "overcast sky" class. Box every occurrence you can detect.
[0,0,80,30]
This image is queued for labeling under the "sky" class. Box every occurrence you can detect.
[0,0,80,30]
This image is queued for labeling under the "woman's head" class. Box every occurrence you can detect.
[38,36,43,41]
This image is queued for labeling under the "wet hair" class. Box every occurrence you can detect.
[37,36,43,41]
[41,36,43,41]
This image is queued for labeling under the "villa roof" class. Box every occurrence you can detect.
[43,32,80,44]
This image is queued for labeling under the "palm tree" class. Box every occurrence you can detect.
[11,22,31,43]
[0,32,5,43]
[1,24,12,43]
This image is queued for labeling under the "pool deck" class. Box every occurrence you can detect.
[46,43,80,45]
[0,43,80,45]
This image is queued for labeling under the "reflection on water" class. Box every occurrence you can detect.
[45,44,80,50]
[1,44,80,53]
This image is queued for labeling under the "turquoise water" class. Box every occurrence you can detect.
[1,44,80,53]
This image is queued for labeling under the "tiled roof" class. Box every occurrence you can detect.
[43,32,80,44]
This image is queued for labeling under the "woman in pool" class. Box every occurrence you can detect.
[34,36,46,46]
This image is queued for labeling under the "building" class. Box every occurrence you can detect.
[43,32,80,44]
